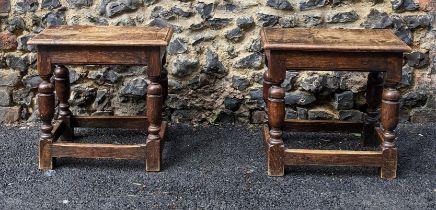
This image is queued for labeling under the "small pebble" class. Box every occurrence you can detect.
[43,170,55,177]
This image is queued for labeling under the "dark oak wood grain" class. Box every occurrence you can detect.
[261,28,409,179]
[28,25,173,47]
[51,120,66,142]
[267,85,285,176]
[284,149,383,167]
[52,143,147,159]
[282,51,391,71]
[32,26,171,172]
[261,28,411,52]
[39,139,53,170]
[380,82,400,179]
[38,62,55,170]
[40,46,150,65]
[54,65,73,141]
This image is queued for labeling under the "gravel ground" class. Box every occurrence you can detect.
[0,123,435,209]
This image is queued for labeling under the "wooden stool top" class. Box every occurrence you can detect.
[28,25,173,47]
[260,28,411,52]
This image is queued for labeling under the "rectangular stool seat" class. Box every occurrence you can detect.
[28,25,172,46]
[261,28,411,52]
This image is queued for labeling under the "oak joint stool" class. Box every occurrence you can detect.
[260,28,411,179]
[28,25,173,172]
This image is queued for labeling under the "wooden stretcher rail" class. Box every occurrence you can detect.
[71,116,149,129]
[283,119,363,133]
[51,143,146,159]
[375,127,384,144]
[48,122,167,164]
[284,149,383,167]
[51,120,66,141]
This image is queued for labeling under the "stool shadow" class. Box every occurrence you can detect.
[71,128,148,144]
[55,158,144,172]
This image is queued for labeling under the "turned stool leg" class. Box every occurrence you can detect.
[380,82,400,179]
[263,71,272,113]
[38,69,55,170]
[362,72,383,146]
[54,65,74,141]
[146,80,163,171]
[267,85,285,176]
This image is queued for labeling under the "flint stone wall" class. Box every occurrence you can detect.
[0,0,435,124]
